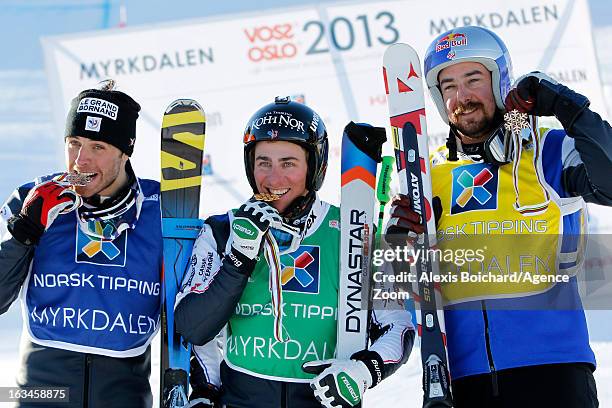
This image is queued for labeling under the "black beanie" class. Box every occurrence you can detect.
[64,87,141,156]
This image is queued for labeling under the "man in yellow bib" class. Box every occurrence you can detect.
[388,26,611,407]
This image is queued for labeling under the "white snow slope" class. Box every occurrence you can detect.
[0,303,610,407]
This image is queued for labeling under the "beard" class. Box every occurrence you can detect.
[450,101,497,142]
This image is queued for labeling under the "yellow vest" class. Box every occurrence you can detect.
[430,129,586,304]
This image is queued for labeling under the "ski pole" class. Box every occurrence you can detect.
[375,156,395,250]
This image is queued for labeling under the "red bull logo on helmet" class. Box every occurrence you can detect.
[435,33,467,53]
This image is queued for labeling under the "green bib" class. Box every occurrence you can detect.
[226,203,340,381]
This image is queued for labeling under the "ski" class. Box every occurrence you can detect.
[383,44,453,407]
[160,99,206,408]
[337,122,386,359]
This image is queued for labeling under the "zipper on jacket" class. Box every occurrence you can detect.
[481,301,499,397]
[83,354,91,408]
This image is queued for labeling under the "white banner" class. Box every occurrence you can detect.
[42,0,609,218]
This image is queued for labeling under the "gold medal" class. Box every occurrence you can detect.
[254,193,281,202]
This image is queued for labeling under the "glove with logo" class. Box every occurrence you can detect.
[230,199,282,262]
[384,194,442,248]
[302,350,383,408]
[504,71,590,131]
[7,180,81,246]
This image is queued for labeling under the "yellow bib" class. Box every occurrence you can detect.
[430,134,585,304]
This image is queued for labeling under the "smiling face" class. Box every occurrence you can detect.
[439,61,498,143]
[253,140,309,214]
[65,136,128,198]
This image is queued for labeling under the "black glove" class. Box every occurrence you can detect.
[7,180,80,245]
[384,194,442,247]
[189,384,220,408]
[505,71,590,131]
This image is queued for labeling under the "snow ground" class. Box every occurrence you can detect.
[0,318,610,407]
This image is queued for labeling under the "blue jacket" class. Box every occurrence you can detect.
[0,173,162,407]
[442,107,612,379]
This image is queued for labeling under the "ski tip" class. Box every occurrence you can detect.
[164,99,204,115]
[162,99,206,129]
[383,43,421,64]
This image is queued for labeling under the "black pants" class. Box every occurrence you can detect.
[452,363,598,408]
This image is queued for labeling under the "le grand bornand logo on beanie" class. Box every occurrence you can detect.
[85,116,102,132]
[78,97,119,133]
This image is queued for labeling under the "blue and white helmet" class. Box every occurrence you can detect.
[424,26,513,124]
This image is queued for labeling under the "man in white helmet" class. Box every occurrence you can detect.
[387,26,611,407]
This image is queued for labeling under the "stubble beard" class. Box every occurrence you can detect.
[450,102,496,143]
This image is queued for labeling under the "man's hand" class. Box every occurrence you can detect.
[188,384,219,408]
[7,180,81,245]
[303,358,373,408]
[384,194,442,247]
[230,199,282,261]
[505,71,590,131]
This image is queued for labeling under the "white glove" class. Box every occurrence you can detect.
[230,199,282,260]
[302,359,373,408]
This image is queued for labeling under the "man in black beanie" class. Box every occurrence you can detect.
[0,80,163,407]
[62,81,140,202]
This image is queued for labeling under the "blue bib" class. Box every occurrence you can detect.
[23,179,162,357]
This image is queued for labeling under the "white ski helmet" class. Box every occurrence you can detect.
[424,26,513,123]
